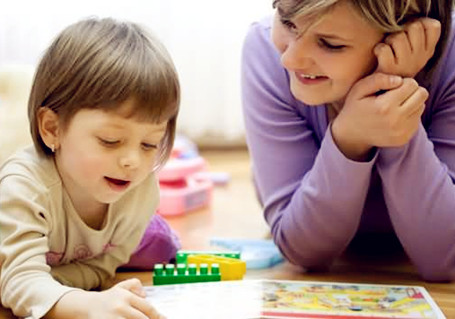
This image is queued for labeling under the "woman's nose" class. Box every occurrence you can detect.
[280,36,314,71]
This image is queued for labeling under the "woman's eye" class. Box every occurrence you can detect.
[142,143,157,151]
[280,18,297,32]
[318,38,346,51]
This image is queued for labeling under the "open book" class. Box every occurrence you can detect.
[145,279,445,319]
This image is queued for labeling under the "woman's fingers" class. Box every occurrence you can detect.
[374,17,441,78]
[419,18,441,52]
[384,31,412,64]
[350,72,403,98]
[404,19,425,53]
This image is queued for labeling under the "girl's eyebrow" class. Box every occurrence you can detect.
[98,123,124,130]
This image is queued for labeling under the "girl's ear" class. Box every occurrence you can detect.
[37,107,61,151]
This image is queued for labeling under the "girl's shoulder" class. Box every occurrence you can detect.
[0,145,60,189]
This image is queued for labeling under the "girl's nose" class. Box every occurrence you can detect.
[119,149,140,169]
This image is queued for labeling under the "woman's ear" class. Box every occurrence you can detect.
[37,107,60,152]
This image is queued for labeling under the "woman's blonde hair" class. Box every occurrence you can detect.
[273,0,454,75]
[28,17,180,169]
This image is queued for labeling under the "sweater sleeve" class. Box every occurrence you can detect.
[241,19,377,269]
[376,26,455,281]
[0,175,79,319]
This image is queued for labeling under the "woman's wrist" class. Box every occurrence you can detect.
[330,119,373,162]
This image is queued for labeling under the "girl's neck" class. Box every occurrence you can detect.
[76,202,109,230]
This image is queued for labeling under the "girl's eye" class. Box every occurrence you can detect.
[318,38,346,51]
[142,143,157,151]
[99,138,119,146]
[280,18,297,32]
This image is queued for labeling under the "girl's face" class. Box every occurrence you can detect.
[54,99,167,214]
[272,1,384,107]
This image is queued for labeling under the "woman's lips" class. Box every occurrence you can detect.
[294,72,329,85]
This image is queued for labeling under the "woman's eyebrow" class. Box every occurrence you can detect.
[314,32,353,42]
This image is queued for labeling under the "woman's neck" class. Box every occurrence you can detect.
[326,102,342,122]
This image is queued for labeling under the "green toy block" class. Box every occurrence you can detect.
[153,263,221,285]
[175,250,241,264]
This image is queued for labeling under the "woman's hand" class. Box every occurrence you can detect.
[374,18,441,78]
[331,73,428,161]
[45,278,165,319]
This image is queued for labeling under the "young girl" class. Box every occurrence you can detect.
[0,18,180,318]
[241,0,455,281]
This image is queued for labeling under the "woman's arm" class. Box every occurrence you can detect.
[364,17,455,281]
[241,19,377,269]
[376,31,455,281]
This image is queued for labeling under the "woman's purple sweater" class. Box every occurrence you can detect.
[241,16,455,281]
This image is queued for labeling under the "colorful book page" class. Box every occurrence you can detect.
[145,279,445,319]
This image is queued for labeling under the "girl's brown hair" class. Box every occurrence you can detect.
[28,17,180,169]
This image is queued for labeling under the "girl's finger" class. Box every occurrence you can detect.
[116,278,146,297]
[130,295,163,319]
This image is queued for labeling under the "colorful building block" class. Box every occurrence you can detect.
[186,254,246,281]
[210,237,284,269]
[175,250,241,264]
[153,263,221,285]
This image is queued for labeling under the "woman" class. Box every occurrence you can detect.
[241,0,455,281]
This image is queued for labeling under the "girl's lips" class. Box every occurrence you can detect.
[105,177,131,191]
[294,72,329,85]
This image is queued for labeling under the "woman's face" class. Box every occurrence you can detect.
[272,1,384,107]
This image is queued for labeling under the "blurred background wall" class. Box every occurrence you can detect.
[0,0,274,148]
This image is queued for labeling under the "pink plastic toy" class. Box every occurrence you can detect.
[157,137,213,216]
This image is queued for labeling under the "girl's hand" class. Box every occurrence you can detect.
[374,18,441,78]
[46,278,166,319]
[98,278,166,319]
[331,73,428,161]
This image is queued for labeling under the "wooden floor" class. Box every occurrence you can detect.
[1,148,455,318]
[167,149,455,318]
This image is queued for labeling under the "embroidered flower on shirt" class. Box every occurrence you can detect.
[46,251,64,266]
[73,244,93,260]
[102,242,117,254]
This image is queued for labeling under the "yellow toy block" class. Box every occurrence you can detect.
[186,254,246,280]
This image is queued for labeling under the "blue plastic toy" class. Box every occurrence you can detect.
[210,237,284,269]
